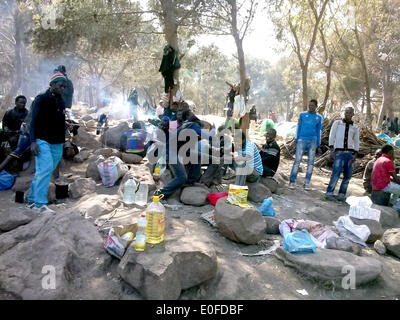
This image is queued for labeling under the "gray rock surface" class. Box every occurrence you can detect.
[121,153,143,164]
[73,149,91,163]
[274,247,382,286]
[214,196,265,244]
[180,186,209,206]
[382,228,400,259]
[264,216,281,234]
[247,182,272,203]
[85,155,104,181]
[351,217,384,243]
[0,208,35,232]
[94,148,121,159]
[371,204,400,229]
[69,178,96,199]
[374,240,386,255]
[260,177,278,193]
[101,122,130,149]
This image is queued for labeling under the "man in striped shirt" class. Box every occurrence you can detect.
[233,130,263,185]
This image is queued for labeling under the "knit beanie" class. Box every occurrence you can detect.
[50,71,67,84]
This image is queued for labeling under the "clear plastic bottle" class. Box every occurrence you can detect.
[123,177,137,205]
[134,214,147,251]
[135,179,148,206]
[145,195,166,244]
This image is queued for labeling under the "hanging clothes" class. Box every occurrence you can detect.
[159,45,181,93]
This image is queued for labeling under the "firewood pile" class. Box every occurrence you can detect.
[280,113,400,177]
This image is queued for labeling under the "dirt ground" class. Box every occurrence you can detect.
[1,151,399,300]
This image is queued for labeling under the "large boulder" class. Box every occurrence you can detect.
[350,217,384,243]
[94,148,121,159]
[180,186,209,206]
[264,216,281,234]
[81,115,93,122]
[374,240,386,255]
[85,155,104,181]
[73,194,120,219]
[12,175,33,192]
[118,232,217,300]
[101,121,130,149]
[121,153,143,165]
[69,178,96,199]
[274,247,382,286]
[86,119,96,129]
[214,196,265,244]
[371,204,400,229]
[73,149,91,163]
[247,182,272,203]
[0,208,35,232]
[260,177,278,193]
[72,127,101,150]
[382,228,400,259]
[0,211,120,299]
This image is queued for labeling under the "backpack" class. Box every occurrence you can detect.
[125,129,146,153]
[97,157,128,187]
[0,170,16,191]
[63,141,79,160]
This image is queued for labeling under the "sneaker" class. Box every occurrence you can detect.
[25,202,35,209]
[335,195,346,202]
[33,205,55,214]
[289,183,295,190]
[304,184,312,191]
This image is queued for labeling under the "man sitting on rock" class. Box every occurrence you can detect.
[232,130,263,186]
[259,128,280,177]
[120,121,149,158]
[371,144,400,211]
[363,149,382,194]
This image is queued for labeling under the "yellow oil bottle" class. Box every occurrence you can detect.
[145,195,165,244]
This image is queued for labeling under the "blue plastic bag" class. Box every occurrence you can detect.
[282,229,316,254]
[376,133,394,145]
[258,197,275,216]
[0,170,16,191]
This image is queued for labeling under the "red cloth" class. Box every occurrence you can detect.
[371,154,395,190]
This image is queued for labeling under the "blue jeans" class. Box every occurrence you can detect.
[159,160,187,196]
[28,139,63,207]
[289,139,317,185]
[326,151,354,196]
[10,132,31,159]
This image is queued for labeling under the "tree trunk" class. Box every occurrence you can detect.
[319,56,333,114]
[377,66,394,132]
[301,65,308,112]
[0,8,23,119]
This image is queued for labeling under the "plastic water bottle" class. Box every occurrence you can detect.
[135,179,148,206]
[123,177,137,205]
[134,214,147,251]
[145,195,166,244]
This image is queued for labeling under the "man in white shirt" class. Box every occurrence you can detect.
[325,107,360,201]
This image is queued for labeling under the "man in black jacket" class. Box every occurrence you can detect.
[27,71,67,214]
[259,128,280,177]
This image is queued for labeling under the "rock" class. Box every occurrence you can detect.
[101,121,130,149]
[12,176,33,192]
[274,247,382,286]
[121,153,143,164]
[382,228,400,258]
[214,196,265,244]
[371,204,400,229]
[74,195,120,219]
[0,211,118,299]
[72,127,101,150]
[0,208,35,232]
[81,115,93,122]
[94,148,121,159]
[374,240,386,255]
[69,178,96,199]
[47,182,56,203]
[118,166,157,200]
[73,149,91,163]
[118,233,217,300]
[260,177,278,193]
[247,182,272,203]
[86,119,96,128]
[326,236,362,255]
[180,187,209,206]
[85,155,104,181]
[350,217,384,243]
[264,216,281,234]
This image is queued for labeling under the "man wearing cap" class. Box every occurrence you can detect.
[27,71,67,214]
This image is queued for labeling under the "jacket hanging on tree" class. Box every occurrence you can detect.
[159,45,181,93]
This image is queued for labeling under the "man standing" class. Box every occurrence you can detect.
[371,144,400,210]
[128,88,139,122]
[1,95,28,149]
[27,71,67,214]
[325,107,360,201]
[289,99,322,190]
[363,149,382,194]
[57,65,74,109]
[260,128,280,177]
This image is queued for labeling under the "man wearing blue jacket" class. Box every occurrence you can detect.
[289,99,322,190]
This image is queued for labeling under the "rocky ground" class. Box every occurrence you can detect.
[0,111,400,300]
